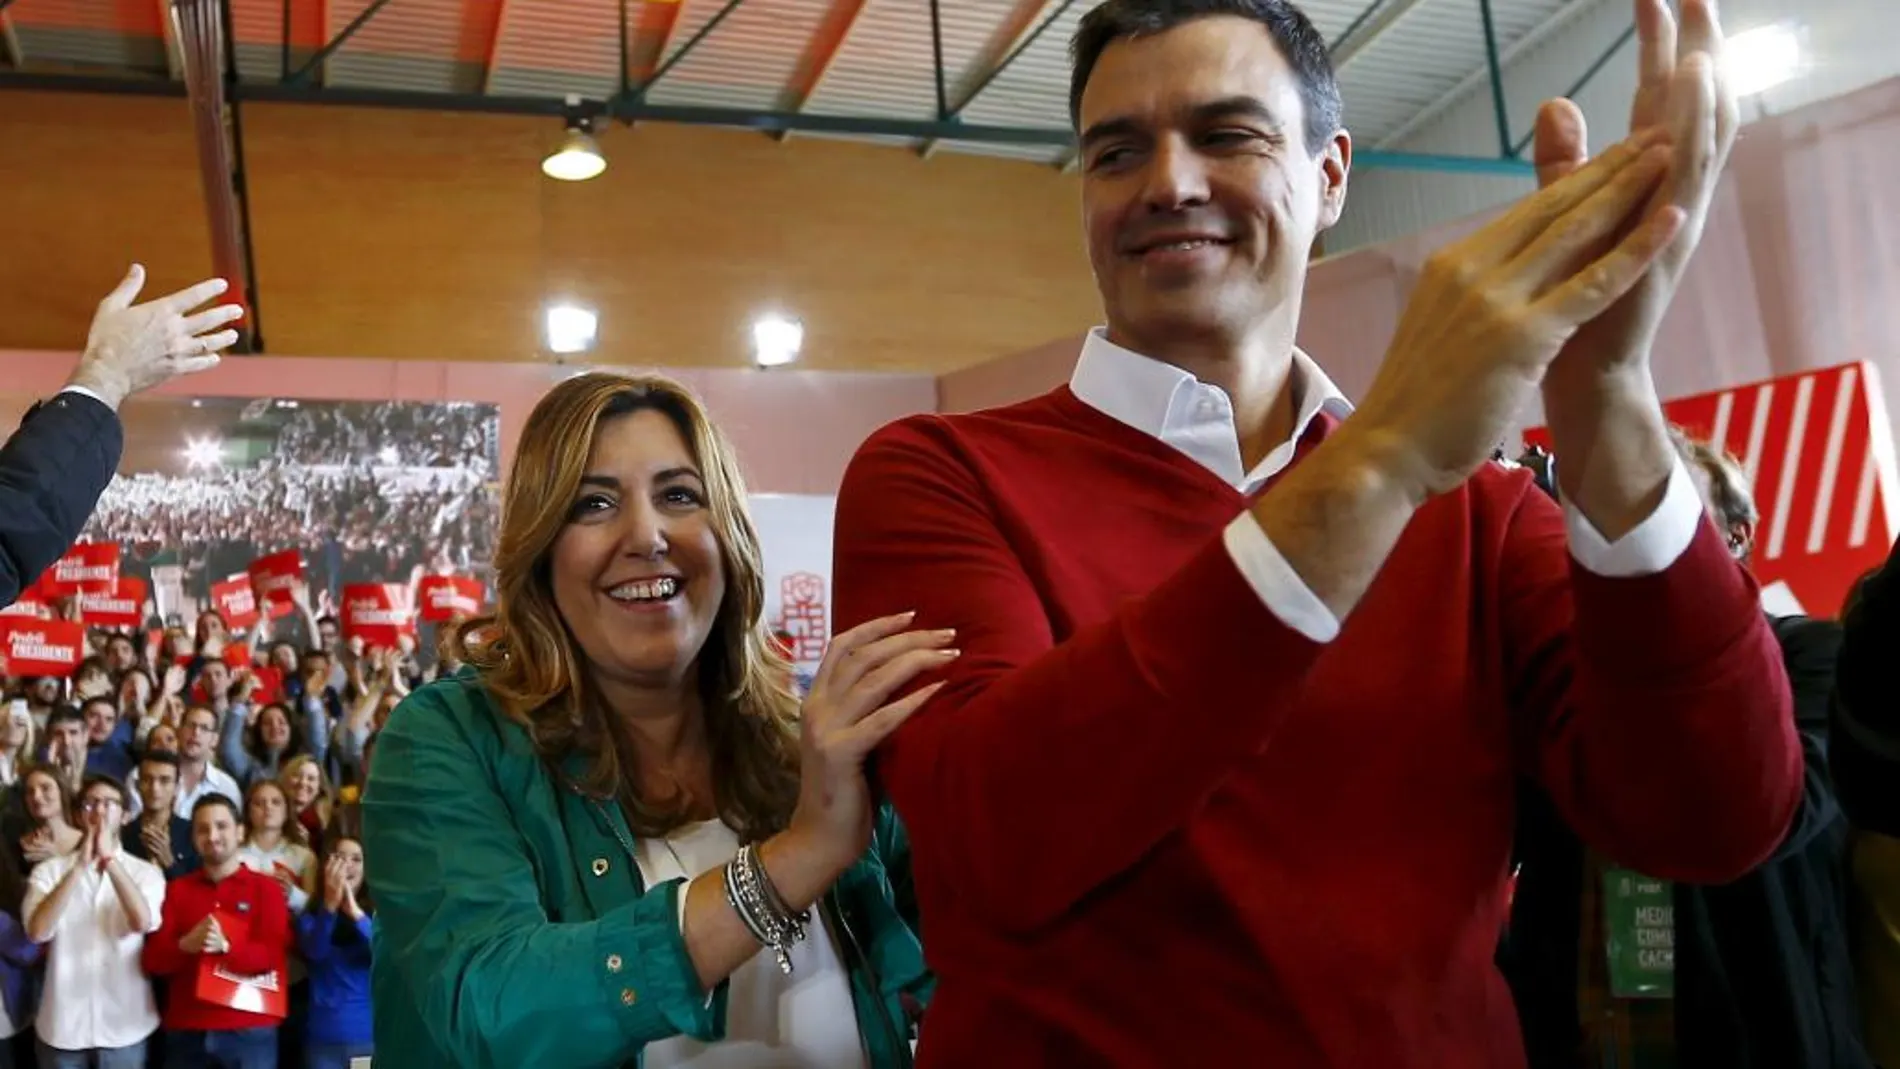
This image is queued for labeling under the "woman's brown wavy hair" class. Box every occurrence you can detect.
[457,372,801,841]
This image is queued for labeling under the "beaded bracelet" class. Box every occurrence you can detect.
[722,843,810,974]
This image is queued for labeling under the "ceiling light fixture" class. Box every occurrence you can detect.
[1724,23,1802,97]
[546,303,600,355]
[183,436,224,470]
[542,116,606,181]
[752,315,804,368]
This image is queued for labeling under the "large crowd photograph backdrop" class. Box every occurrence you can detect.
[0,393,500,653]
[1525,361,1900,617]
[1,387,844,683]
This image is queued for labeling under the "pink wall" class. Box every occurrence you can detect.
[940,76,1900,435]
[0,351,937,495]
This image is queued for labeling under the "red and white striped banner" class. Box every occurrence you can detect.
[1527,362,1898,617]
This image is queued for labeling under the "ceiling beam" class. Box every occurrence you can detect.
[1375,0,1610,149]
[630,0,683,83]
[1330,0,1431,71]
[480,0,508,93]
[0,70,1538,177]
[157,0,182,78]
[631,0,745,98]
[918,0,1076,159]
[1508,20,1633,156]
[286,0,395,85]
[0,12,21,69]
[772,0,868,142]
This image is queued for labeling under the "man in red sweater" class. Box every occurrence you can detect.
[832,0,1800,1065]
[143,794,290,1068]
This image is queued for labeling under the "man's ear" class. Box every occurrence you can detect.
[1317,129,1352,230]
[1730,519,1756,558]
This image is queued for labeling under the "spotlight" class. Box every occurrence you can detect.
[542,117,606,181]
[546,303,599,355]
[752,315,804,368]
[183,437,224,470]
[1725,23,1801,97]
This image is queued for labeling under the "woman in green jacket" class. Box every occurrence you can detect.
[363,372,946,1068]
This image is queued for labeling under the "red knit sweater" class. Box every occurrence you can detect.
[142,864,292,1033]
[833,387,1801,1067]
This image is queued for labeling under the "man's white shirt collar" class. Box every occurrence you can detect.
[1069,327,1353,493]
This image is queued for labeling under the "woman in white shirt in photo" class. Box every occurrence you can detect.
[237,778,318,913]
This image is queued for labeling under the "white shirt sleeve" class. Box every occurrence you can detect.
[20,857,65,937]
[135,858,168,934]
[1562,457,1703,577]
[57,385,113,410]
[1221,514,1341,644]
[1221,457,1705,642]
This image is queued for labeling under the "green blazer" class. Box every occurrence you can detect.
[362,673,931,1069]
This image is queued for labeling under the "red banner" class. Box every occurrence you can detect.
[222,641,252,668]
[247,665,284,706]
[39,542,120,598]
[0,598,50,620]
[1524,361,1898,616]
[0,619,86,677]
[416,576,485,623]
[341,583,415,649]
[78,577,148,629]
[210,576,261,632]
[245,551,304,615]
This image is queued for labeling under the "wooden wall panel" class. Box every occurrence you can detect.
[0,89,1102,371]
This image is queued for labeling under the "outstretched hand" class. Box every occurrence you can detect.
[1533,0,1738,379]
[68,265,245,410]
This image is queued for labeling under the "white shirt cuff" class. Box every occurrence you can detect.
[58,385,111,409]
[1563,457,1702,578]
[1222,513,1341,644]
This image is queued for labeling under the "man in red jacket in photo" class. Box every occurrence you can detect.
[143,795,291,1069]
[832,0,1800,1065]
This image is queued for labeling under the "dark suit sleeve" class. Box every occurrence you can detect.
[0,390,124,607]
[1832,542,1900,836]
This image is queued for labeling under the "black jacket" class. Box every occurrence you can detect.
[0,390,123,608]
[1503,614,1871,1068]
[1833,542,1900,838]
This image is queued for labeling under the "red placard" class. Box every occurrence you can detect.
[341,583,414,650]
[245,551,304,614]
[78,577,148,629]
[416,576,485,623]
[209,575,261,632]
[39,542,120,598]
[0,619,86,677]
[0,598,50,620]
[222,641,252,668]
[193,910,288,1020]
[247,665,284,706]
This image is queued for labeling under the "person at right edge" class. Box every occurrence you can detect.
[831,0,1800,1065]
[0,264,241,608]
[1831,537,1900,1069]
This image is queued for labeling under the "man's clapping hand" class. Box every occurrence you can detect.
[180,914,229,955]
[67,265,244,411]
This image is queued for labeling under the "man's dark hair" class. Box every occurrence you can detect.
[76,655,110,679]
[1069,0,1343,154]
[79,773,127,809]
[45,704,85,731]
[138,749,182,775]
[191,793,240,824]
